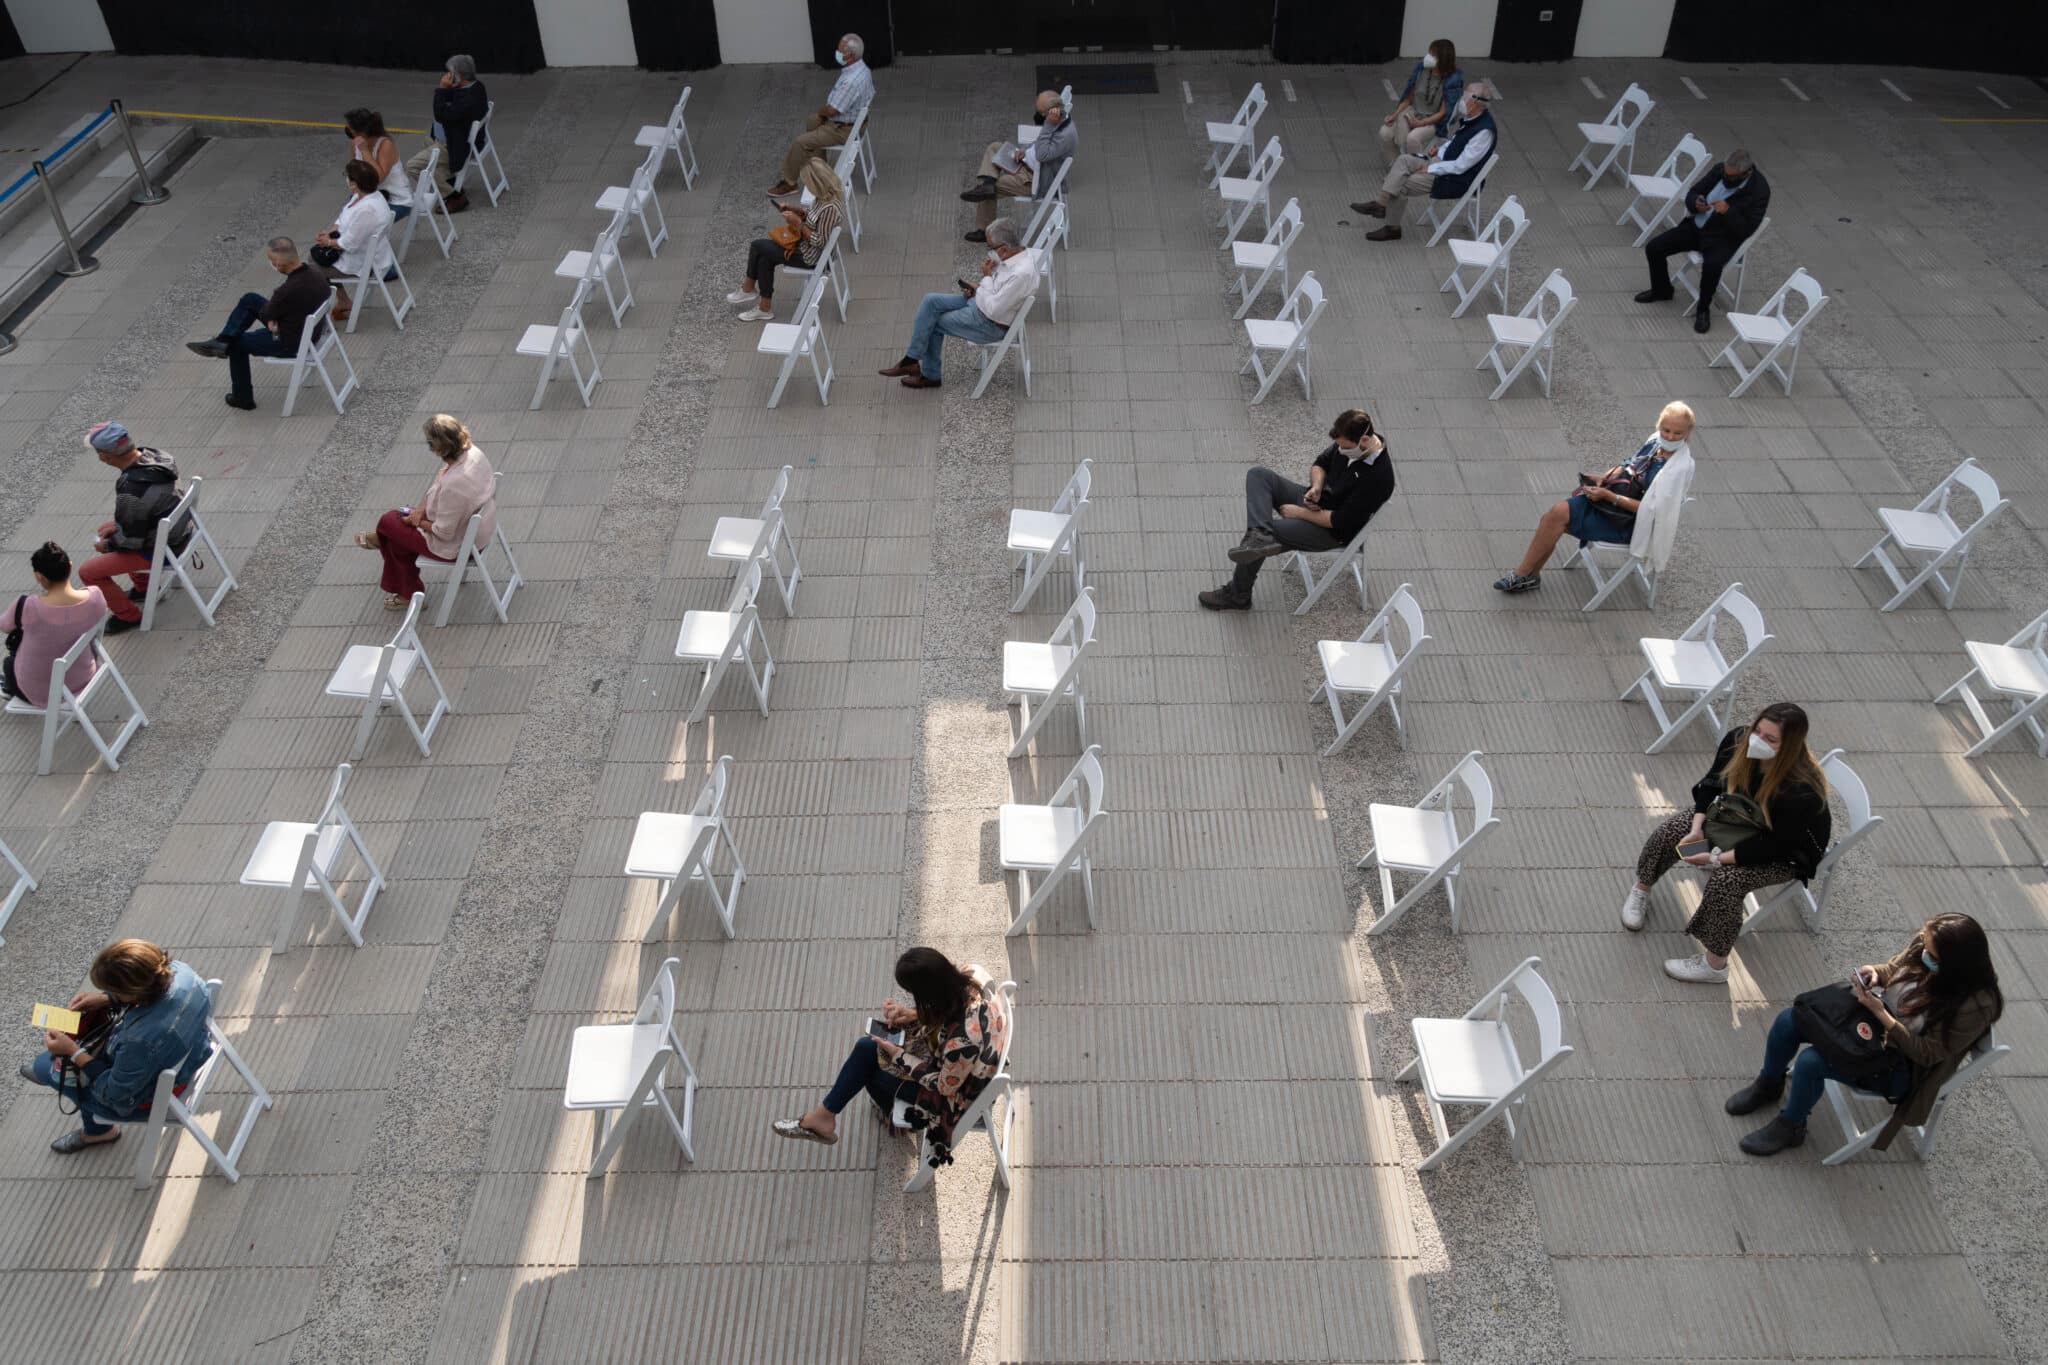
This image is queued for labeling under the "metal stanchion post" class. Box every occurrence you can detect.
[112,99,170,205]
[32,161,97,276]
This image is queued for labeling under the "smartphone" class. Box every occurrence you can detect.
[957,279,975,294]
[1676,839,1710,860]
[867,1017,902,1045]
[1576,472,1600,486]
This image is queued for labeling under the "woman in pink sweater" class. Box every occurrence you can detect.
[3,543,103,708]
[354,414,497,610]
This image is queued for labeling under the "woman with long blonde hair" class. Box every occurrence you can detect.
[729,158,844,322]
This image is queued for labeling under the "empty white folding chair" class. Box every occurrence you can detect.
[554,212,634,328]
[396,146,457,263]
[1205,83,1267,185]
[1937,606,2048,758]
[3,611,147,775]
[1217,136,1283,244]
[262,291,357,417]
[1358,750,1500,935]
[138,476,236,631]
[779,224,848,323]
[1232,196,1303,320]
[677,562,775,725]
[1568,82,1653,189]
[1016,157,1073,253]
[1857,457,2009,611]
[1711,266,1828,397]
[634,87,699,189]
[830,137,864,251]
[343,223,413,335]
[1288,520,1372,617]
[1422,153,1500,248]
[1000,744,1104,936]
[565,957,700,1177]
[452,100,508,205]
[595,155,669,257]
[1397,956,1573,1171]
[1313,583,1429,755]
[242,761,386,952]
[1621,582,1772,754]
[431,472,523,628]
[1479,269,1576,400]
[1242,271,1325,405]
[133,980,271,1188]
[0,834,35,947]
[1822,1029,2010,1165]
[1618,133,1712,246]
[1738,749,1882,939]
[325,591,451,759]
[759,291,834,409]
[708,464,802,614]
[518,281,603,410]
[1439,194,1528,319]
[1005,587,1095,758]
[967,294,1036,400]
[899,979,1017,1193]
[628,755,745,940]
[1008,458,1090,613]
[1672,215,1770,313]
[1029,203,1063,322]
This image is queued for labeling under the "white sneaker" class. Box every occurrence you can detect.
[1620,888,1648,931]
[1664,954,1729,984]
[737,307,774,322]
[725,290,757,305]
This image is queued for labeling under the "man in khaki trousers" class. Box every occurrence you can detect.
[771,34,874,193]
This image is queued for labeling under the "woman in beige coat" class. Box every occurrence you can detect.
[355,413,496,609]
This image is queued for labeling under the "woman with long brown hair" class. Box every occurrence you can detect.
[1620,701,1832,984]
[1379,38,1462,162]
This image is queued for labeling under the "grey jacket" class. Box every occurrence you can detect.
[1030,116,1078,198]
[107,447,189,557]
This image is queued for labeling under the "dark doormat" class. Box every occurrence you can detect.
[1037,63,1159,96]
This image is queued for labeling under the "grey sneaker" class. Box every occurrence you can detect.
[1227,527,1286,565]
[1492,571,1541,594]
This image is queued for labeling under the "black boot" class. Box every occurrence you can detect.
[1738,1116,1807,1157]
[1723,1075,1785,1116]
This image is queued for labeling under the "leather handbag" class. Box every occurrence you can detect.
[1791,982,1896,1089]
[1702,790,1769,850]
[769,223,802,255]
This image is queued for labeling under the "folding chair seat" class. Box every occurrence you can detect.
[395,145,458,263]
[1028,204,1063,321]
[1287,518,1372,616]
[554,212,634,328]
[1004,587,1095,758]
[1358,750,1500,934]
[1822,1028,2009,1165]
[1856,457,2009,611]
[1313,583,1428,755]
[1008,458,1090,613]
[430,472,523,627]
[595,156,669,257]
[1242,271,1325,405]
[262,291,357,417]
[1621,582,1772,753]
[897,979,1017,1192]
[1421,153,1500,248]
[1398,956,1572,1170]
[565,956,700,1176]
[242,761,386,952]
[325,591,451,759]
[1015,158,1073,253]
[1232,196,1303,320]
[343,223,413,335]
[1216,136,1283,244]
[966,294,1035,400]
[677,562,775,725]
[1439,194,1527,319]
[1672,216,1769,313]
[707,464,802,615]
[1205,83,1267,186]
[627,755,745,939]
[634,87,699,189]
[0,834,35,947]
[1711,267,1827,398]
[778,224,848,324]
[133,979,273,1188]
[1937,606,2048,758]
[1567,82,1653,189]
[1738,749,1881,939]
[1479,269,1576,400]
[3,611,147,775]
[999,744,1104,936]
[758,291,834,408]
[517,282,603,410]
[1617,133,1711,246]
[138,475,236,631]
[452,100,508,205]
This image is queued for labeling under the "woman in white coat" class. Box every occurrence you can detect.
[313,159,395,324]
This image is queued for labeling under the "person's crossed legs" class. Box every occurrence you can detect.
[881,292,1007,387]
[1201,466,1342,608]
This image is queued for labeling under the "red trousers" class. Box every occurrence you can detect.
[377,509,453,598]
[78,550,153,622]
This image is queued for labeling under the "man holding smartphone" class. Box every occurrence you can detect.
[877,217,1040,389]
[1635,147,1770,334]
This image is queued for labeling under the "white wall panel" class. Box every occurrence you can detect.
[1576,0,1676,57]
[535,0,639,66]
[1400,0,1500,60]
[713,0,813,63]
[5,0,113,52]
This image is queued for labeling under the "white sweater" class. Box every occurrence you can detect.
[1630,441,1695,571]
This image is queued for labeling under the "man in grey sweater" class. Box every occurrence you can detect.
[961,92,1076,241]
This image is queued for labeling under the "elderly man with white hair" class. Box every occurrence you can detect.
[878,217,1039,390]
[959,90,1076,242]
[769,34,874,195]
[1353,78,1499,242]
[405,54,487,213]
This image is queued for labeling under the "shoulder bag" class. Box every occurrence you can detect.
[1702,790,1769,850]
[1,595,25,700]
[1791,983,1896,1089]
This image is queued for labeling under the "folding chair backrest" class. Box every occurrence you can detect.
[1768,268,1826,328]
[385,590,426,654]
[1249,135,1283,183]
[1022,160,1073,244]
[1715,584,1769,655]
[692,752,734,821]
[1813,749,1880,873]
[1728,215,1769,268]
[1483,196,1527,249]
[151,478,200,566]
[1941,459,2006,529]
[2007,607,2048,652]
[723,558,766,614]
[1615,84,1653,130]
[1281,272,1325,327]
[671,87,693,125]
[1449,751,1497,842]
[1945,1029,2009,1097]
[1669,134,1711,183]
[1031,202,1066,254]
[1054,459,1093,517]
[1067,745,1106,826]
[314,760,353,831]
[1522,270,1574,330]
[833,136,861,184]
[1505,959,1569,1067]
[1383,583,1427,659]
[413,146,440,202]
[1060,84,1074,115]
[471,102,495,160]
[760,464,793,519]
[792,296,825,352]
[1237,84,1267,129]
[635,955,681,1029]
[1062,585,1098,650]
[1268,198,1305,250]
[556,283,592,353]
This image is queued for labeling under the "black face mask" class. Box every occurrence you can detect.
[1033,112,1047,125]
[1724,171,1747,189]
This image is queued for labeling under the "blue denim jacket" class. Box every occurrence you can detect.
[78,961,213,1114]
[1399,62,1464,122]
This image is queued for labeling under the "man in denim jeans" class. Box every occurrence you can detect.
[879,217,1039,389]
[187,237,330,410]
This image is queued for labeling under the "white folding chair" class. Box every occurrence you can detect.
[1313,583,1429,755]
[898,979,1017,1193]
[708,464,802,615]
[1822,1029,2009,1166]
[518,281,603,410]
[452,100,508,205]
[431,472,522,628]
[634,87,699,189]
[830,137,864,251]
[554,212,634,328]
[779,225,848,324]
[1217,136,1283,244]
[853,102,878,192]
[1422,153,1500,248]
[1017,158,1074,254]
[325,591,451,759]
[1857,457,2009,611]
[262,291,357,417]
[1737,749,1881,939]
[1397,955,1573,1170]
[1288,520,1372,617]
[1479,269,1576,400]
[677,562,775,725]
[138,476,236,631]
[1562,539,1661,612]
[1000,744,1104,936]
[1712,267,1828,397]
[1243,271,1325,405]
[595,155,669,257]
[3,611,147,775]
[564,957,700,1177]
[1568,82,1653,189]
[1439,194,1528,319]
[1672,216,1770,313]
[0,834,35,948]
[759,291,834,409]
[1232,196,1303,320]
[343,222,413,335]
[1028,203,1063,322]
[395,145,457,264]
[133,979,272,1189]
[627,756,745,940]
[1005,587,1095,758]
[242,761,386,952]
[1617,133,1712,246]
[1205,83,1267,186]
[967,293,1035,400]
[1358,750,1500,934]
[1937,606,2048,758]
[1008,458,1089,614]
[1621,582,1772,754]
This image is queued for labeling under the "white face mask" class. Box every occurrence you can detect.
[1421,53,1436,69]
[1746,734,1778,762]
[835,49,848,65]
[1654,434,1683,453]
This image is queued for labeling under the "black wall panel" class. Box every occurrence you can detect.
[807,0,893,68]
[892,0,1270,56]
[1665,0,2048,75]
[95,0,546,71]
[1490,0,1581,62]
[1273,0,1402,64]
[629,0,721,69]
[0,5,25,62]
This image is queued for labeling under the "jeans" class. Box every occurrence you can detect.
[1758,1006,1911,1129]
[904,291,1007,383]
[218,291,295,402]
[1645,219,1737,311]
[1231,466,1343,593]
[28,1052,150,1136]
[822,1035,912,1116]
[376,509,454,598]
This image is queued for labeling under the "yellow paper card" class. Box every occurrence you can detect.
[32,1003,82,1034]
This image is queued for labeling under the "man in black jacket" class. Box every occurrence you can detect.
[404,54,488,212]
[76,422,189,634]
[185,237,331,410]
[1636,148,1770,334]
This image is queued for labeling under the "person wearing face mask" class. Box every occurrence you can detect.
[1635,147,1770,334]
[1380,40,1462,163]
[1199,408,1396,611]
[1492,402,1695,595]
[769,34,873,196]
[1727,913,2003,1156]
[1354,79,1498,241]
[960,91,1077,242]
[878,216,1040,389]
[1619,702,1832,985]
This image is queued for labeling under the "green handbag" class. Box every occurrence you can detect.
[1703,791,1769,850]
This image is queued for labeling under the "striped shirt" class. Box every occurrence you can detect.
[825,60,874,126]
[799,200,842,266]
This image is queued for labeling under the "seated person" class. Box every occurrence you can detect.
[1353,80,1498,241]
[1199,408,1396,611]
[77,422,186,635]
[185,236,332,411]
[959,90,1076,241]
[727,159,845,322]
[313,159,395,324]
[345,107,412,220]
[1381,40,1461,162]
[1491,401,1695,595]
[2,542,102,706]
[352,414,496,611]
[404,55,486,212]
[877,216,1038,389]
[1635,147,1770,333]
[21,939,213,1155]
[768,34,872,195]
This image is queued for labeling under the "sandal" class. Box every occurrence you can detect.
[383,594,409,611]
[771,1118,838,1145]
[51,1129,120,1155]
[353,532,381,551]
